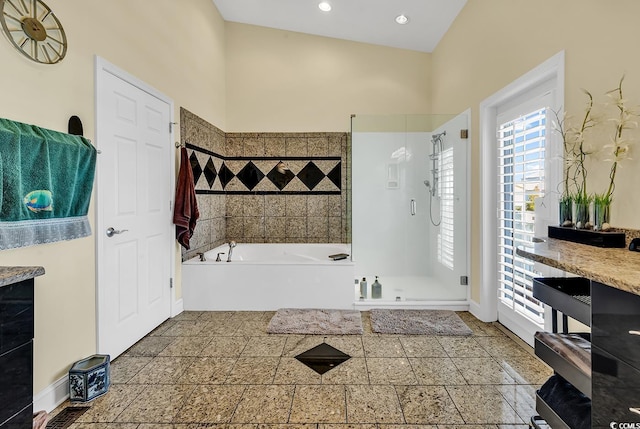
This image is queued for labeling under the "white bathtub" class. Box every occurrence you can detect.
[182,243,355,311]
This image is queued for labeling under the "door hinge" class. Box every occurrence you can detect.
[460,275,468,286]
[170,278,173,289]
[460,129,469,139]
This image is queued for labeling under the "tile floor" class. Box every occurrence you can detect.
[54,311,552,428]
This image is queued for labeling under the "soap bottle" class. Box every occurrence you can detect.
[372,276,382,299]
[359,277,368,299]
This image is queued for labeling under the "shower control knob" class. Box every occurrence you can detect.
[106,227,128,237]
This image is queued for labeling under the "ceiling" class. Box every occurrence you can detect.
[212,0,467,53]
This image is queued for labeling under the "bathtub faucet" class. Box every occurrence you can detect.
[227,241,237,262]
[197,252,206,262]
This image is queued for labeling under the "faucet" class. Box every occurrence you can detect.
[215,252,225,262]
[196,252,206,262]
[227,241,236,262]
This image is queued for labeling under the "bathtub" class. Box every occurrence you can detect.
[182,243,355,311]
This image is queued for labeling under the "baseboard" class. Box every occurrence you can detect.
[468,299,496,323]
[33,375,68,413]
[171,298,184,317]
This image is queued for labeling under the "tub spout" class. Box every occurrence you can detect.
[227,241,236,262]
[215,252,225,262]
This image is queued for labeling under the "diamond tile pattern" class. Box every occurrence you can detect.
[267,165,296,190]
[218,163,235,189]
[203,158,217,188]
[236,161,265,191]
[187,148,341,193]
[297,162,325,190]
[189,152,202,185]
[295,342,351,375]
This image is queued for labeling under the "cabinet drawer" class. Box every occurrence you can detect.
[0,341,33,425]
[592,281,640,367]
[0,279,34,355]
[592,345,640,428]
[533,277,591,326]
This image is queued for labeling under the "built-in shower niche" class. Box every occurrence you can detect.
[351,112,470,305]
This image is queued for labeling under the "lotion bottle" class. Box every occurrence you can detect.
[372,276,382,299]
[359,277,368,299]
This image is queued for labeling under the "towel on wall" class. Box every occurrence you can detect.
[173,147,199,249]
[0,117,97,250]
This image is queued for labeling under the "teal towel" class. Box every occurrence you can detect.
[0,118,97,250]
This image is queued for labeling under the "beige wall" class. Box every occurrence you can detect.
[0,0,226,393]
[225,23,432,132]
[430,0,640,302]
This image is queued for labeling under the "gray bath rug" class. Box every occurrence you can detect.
[267,308,363,335]
[370,309,473,335]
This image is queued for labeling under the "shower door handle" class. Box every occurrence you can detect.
[410,199,416,216]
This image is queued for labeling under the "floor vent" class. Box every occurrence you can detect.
[295,342,350,374]
[46,407,90,429]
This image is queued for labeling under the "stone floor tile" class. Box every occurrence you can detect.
[177,357,236,384]
[115,384,195,423]
[110,356,153,384]
[319,425,378,429]
[345,385,404,424]
[466,321,507,337]
[446,386,524,424]
[396,385,464,425]
[173,385,245,424]
[225,357,280,384]
[321,357,369,384]
[400,337,447,358]
[409,358,467,385]
[451,358,517,385]
[161,321,209,337]
[437,337,490,358]
[495,354,552,385]
[366,358,417,385]
[474,337,531,358]
[495,384,538,423]
[148,319,178,337]
[124,336,175,357]
[201,336,250,357]
[235,321,271,336]
[241,336,287,356]
[171,311,204,321]
[231,385,295,423]
[75,384,146,423]
[69,424,141,429]
[158,336,212,357]
[281,335,316,357]
[363,337,406,357]
[128,357,194,384]
[273,357,322,384]
[289,385,347,423]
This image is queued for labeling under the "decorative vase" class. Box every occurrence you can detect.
[559,199,573,227]
[594,202,611,231]
[573,202,590,229]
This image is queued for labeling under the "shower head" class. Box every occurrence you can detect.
[431,131,446,142]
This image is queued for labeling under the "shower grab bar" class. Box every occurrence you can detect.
[410,199,416,216]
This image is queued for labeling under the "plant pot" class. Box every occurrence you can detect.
[593,202,611,231]
[559,199,573,227]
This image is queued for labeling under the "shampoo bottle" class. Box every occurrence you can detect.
[372,276,382,299]
[359,277,368,299]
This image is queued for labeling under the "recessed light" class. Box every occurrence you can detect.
[318,2,332,12]
[395,14,409,25]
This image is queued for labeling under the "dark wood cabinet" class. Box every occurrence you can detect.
[592,280,640,428]
[0,269,41,429]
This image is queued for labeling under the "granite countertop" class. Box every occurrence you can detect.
[516,238,640,296]
[0,266,45,287]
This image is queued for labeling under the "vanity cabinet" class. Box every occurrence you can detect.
[592,280,640,427]
[0,267,44,429]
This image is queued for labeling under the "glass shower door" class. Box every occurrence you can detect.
[351,112,469,303]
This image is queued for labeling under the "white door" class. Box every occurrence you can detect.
[96,58,174,358]
[495,93,551,345]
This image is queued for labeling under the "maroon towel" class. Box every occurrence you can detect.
[173,147,199,249]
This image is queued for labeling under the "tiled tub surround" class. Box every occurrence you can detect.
[180,108,350,261]
[53,310,551,426]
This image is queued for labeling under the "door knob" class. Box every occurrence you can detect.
[106,227,128,237]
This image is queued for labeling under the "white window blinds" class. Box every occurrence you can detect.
[497,108,546,325]
[437,147,454,270]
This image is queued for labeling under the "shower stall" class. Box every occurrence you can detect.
[350,111,470,306]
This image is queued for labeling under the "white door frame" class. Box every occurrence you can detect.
[476,51,565,325]
[94,56,176,352]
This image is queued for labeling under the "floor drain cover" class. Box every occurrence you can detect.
[295,342,350,374]
[46,407,89,429]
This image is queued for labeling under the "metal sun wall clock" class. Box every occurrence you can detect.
[0,0,67,64]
